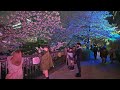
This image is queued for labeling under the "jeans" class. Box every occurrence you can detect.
[76,60,81,74]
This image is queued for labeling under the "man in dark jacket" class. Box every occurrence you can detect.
[93,45,98,60]
[74,43,82,77]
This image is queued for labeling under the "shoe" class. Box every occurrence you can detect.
[75,73,81,77]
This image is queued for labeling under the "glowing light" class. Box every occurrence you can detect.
[65,11,120,44]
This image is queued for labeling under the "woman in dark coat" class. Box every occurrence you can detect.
[101,47,108,63]
[40,46,54,79]
[109,48,116,63]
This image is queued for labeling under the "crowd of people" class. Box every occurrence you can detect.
[5,42,83,79]
[91,44,120,64]
[65,43,82,77]
[5,46,54,79]
[5,42,120,79]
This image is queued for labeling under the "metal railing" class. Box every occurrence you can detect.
[0,51,66,79]
[0,59,7,79]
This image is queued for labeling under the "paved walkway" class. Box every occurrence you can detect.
[37,52,120,79]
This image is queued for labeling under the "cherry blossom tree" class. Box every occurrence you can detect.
[63,11,120,46]
[0,11,64,51]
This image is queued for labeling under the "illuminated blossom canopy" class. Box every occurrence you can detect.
[0,11,64,50]
[64,11,120,45]
[1,11,120,51]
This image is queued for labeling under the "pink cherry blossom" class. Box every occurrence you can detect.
[0,11,65,50]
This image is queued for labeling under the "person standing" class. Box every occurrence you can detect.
[37,46,43,60]
[64,47,68,65]
[40,46,54,79]
[92,45,98,60]
[99,46,103,60]
[115,46,120,63]
[74,43,82,77]
[101,47,108,63]
[73,46,77,64]
[66,47,70,66]
[67,48,74,71]
[6,50,23,79]
[109,48,116,63]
